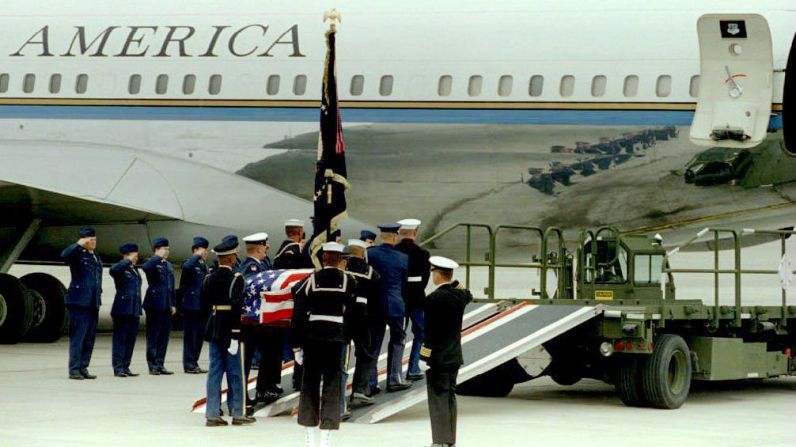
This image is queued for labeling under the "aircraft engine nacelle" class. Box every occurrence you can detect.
[690,14,773,148]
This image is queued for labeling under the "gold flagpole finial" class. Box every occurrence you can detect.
[323,9,341,31]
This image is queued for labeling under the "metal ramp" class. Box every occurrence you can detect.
[191,302,500,415]
[349,303,602,424]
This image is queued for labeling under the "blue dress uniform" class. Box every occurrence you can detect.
[109,243,142,377]
[367,223,410,392]
[143,237,176,374]
[61,226,103,379]
[180,237,209,373]
[395,219,431,380]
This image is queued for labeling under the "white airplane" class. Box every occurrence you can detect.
[0,0,793,342]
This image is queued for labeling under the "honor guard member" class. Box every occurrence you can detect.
[367,223,411,393]
[395,218,431,382]
[202,237,255,427]
[274,219,314,270]
[143,237,176,375]
[180,237,209,374]
[360,230,377,248]
[291,242,356,447]
[344,239,381,407]
[240,232,283,409]
[109,243,143,377]
[421,257,472,447]
[61,226,103,380]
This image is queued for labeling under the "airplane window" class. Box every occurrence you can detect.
[438,75,452,97]
[689,75,700,98]
[183,75,196,95]
[656,75,672,97]
[0,74,8,93]
[267,75,280,95]
[498,75,513,97]
[156,74,168,95]
[528,75,544,97]
[293,75,307,95]
[468,75,482,97]
[49,74,62,94]
[128,74,142,95]
[623,75,639,97]
[350,75,364,96]
[23,74,35,93]
[75,74,88,94]
[379,75,394,96]
[559,75,575,97]
[209,74,222,95]
[591,75,607,97]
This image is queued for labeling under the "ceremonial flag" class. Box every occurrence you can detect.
[243,269,313,326]
[309,25,349,269]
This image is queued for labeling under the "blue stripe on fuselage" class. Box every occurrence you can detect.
[0,105,782,127]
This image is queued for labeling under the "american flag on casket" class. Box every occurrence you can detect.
[243,269,314,325]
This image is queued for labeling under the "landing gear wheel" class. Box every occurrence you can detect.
[20,273,67,343]
[616,356,648,407]
[0,274,32,344]
[641,334,691,409]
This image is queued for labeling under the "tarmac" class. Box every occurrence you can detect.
[0,333,793,447]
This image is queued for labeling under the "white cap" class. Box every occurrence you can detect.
[285,219,305,227]
[430,256,459,271]
[242,232,269,243]
[347,239,368,248]
[397,218,421,231]
[322,242,345,253]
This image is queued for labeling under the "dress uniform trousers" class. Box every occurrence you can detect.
[243,324,285,401]
[426,367,459,446]
[406,306,425,376]
[299,338,345,430]
[145,309,172,371]
[206,340,245,418]
[182,309,204,371]
[68,306,99,374]
[369,315,406,389]
[111,315,139,373]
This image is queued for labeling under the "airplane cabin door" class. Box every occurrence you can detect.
[690,14,773,148]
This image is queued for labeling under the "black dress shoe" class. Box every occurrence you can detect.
[232,416,256,425]
[114,371,129,377]
[158,368,174,375]
[341,410,352,421]
[205,418,228,427]
[387,382,411,393]
[196,367,207,374]
[351,392,375,407]
[125,370,139,377]
[149,369,161,375]
[81,371,97,379]
[371,386,382,395]
[69,373,85,380]
[406,373,424,382]
[184,368,201,374]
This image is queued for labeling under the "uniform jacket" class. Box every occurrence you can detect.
[238,256,269,277]
[109,259,142,317]
[291,267,356,347]
[142,255,175,311]
[61,243,103,308]
[367,243,409,318]
[273,240,313,270]
[395,239,431,309]
[422,280,472,369]
[345,257,381,342]
[179,255,207,311]
[200,266,245,348]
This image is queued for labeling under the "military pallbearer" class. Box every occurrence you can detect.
[395,218,430,382]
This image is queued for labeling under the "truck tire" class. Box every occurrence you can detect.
[550,367,582,386]
[457,359,525,397]
[20,273,67,343]
[641,334,691,409]
[0,274,32,344]
[616,357,648,407]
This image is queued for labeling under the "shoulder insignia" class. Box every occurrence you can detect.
[420,346,432,357]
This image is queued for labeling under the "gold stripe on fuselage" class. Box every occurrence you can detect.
[0,97,784,112]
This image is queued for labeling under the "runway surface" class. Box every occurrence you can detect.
[0,334,792,447]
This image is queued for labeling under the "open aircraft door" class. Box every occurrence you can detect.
[690,14,773,148]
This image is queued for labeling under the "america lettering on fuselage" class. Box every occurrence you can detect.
[9,24,305,58]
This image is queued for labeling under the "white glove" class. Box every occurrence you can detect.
[227,339,239,355]
[293,348,304,366]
